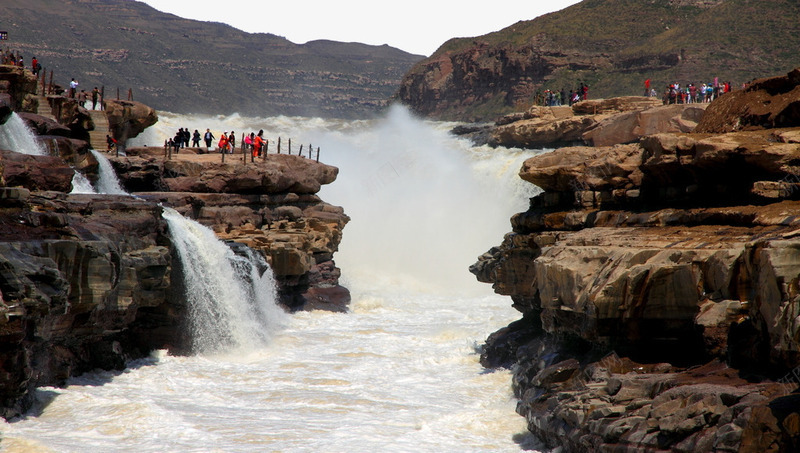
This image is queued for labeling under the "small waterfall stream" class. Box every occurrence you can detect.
[162,207,287,354]
[89,149,128,195]
[0,113,48,156]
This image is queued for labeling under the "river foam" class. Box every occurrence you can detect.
[1,105,547,452]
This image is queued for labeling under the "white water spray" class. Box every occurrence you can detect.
[89,149,128,195]
[133,105,542,295]
[69,171,95,194]
[316,106,542,295]
[0,113,48,155]
[162,207,286,354]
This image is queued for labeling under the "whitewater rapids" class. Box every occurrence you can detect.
[0,105,547,452]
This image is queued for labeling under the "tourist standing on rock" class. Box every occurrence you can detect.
[69,78,78,98]
[204,129,214,149]
[30,57,38,75]
[244,132,253,152]
[174,130,184,153]
[106,135,116,152]
[228,131,236,153]
[78,90,87,107]
[91,87,99,110]
[218,132,229,153]
[253,130,265,158]
[192,129,201,147]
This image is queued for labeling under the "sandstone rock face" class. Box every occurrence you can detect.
[103,100,158,142]
[0,149,74,192]
[583,103,707,147]
[0,188,176,419]
[18,112,72,137]
[490,97,705,149]
[111,147,350,312]
[0,145,351,418]
[0,66,38,113]
[45,96,95,143]
[474,88,800,450]
[140,191,350,312]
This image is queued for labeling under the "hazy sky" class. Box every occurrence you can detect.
[139,0,582,56]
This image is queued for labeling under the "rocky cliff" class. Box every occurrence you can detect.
[0,66,349,418]
[108,148,350,312]
[472,69,800,451]
[397,0,800,122]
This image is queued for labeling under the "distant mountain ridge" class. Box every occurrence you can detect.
[3,0,424,118]
[396,0,800,121]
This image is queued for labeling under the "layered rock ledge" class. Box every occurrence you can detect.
[465,96,707,150]
[110,147,350,312]
[473,69,800,451]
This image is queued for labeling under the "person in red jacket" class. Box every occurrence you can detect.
[218,132,229,154]
[253,130,265,158]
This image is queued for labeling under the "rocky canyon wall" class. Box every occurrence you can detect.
[473,69,800,451]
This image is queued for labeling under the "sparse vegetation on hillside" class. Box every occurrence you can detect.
[4,0,423,118]
[403,0,800,121]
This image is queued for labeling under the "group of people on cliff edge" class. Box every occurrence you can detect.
[646,78,734,104]
[168,128,268,158]
[536,83,590,107]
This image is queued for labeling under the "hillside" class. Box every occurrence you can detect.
[3,0,424,118]
[396,0,800,121]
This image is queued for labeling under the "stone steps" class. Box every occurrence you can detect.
[88,110,110,150]
[34,95,56,120]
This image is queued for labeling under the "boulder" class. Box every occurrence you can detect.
[490,97,689,149]
[17,112,71,137]
[103,99,158,142]
[519,144,643,192]
[0,149,74,192]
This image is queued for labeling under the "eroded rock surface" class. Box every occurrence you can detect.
[490,97,703,149]
[110,147,350,312]
[474,68,800,451]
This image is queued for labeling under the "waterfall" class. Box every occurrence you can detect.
[162,207,286,354]
[70,171,95,194]
[0,113,48,155]
[89,149,128,195]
